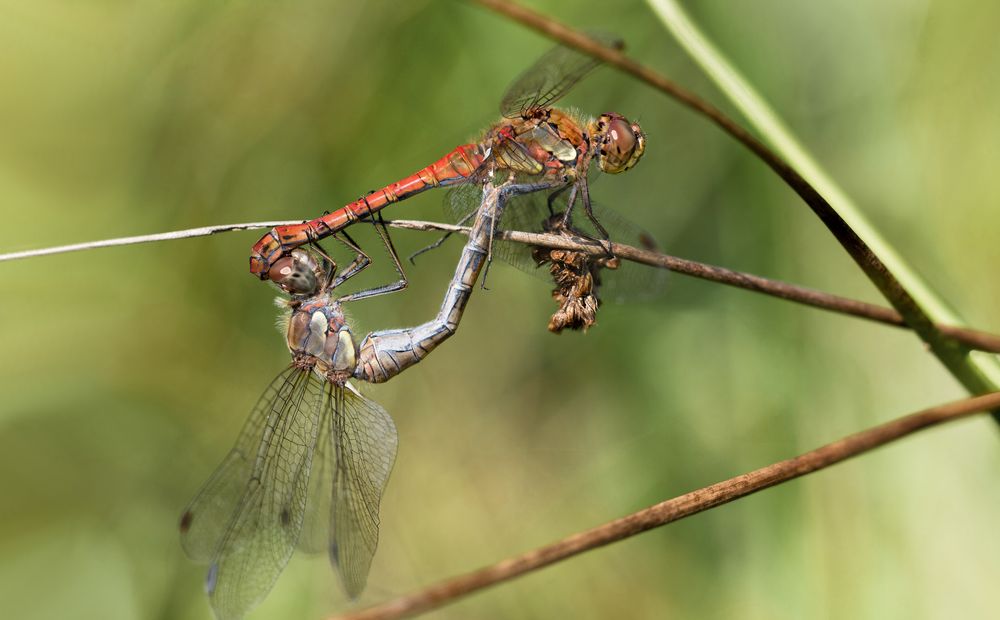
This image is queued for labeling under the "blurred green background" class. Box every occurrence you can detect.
[0,1,997,618]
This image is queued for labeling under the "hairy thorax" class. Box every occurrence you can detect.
[485,108,589,177]
[286,294,357,385]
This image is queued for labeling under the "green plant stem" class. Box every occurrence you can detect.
[472,0,1000,424]
[644,0,1000,392]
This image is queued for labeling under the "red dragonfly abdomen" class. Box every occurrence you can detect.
[324,143,487,231]
[250,143,487,278]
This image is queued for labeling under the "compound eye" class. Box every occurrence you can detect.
[598,114,645,174]
[268,255,319,295]
[608,117,637,158]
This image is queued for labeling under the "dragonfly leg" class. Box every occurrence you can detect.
[481,179,563,290]
[324,199,385,288]
[558,184,579,226]
[577,181,613,254]
[326,229,372,290]
[545,184,572,216]
[337,214,409,303]
[354,183,501,382]
[556,181,612,255]
[353,180,560,383]
[480,197,501,290]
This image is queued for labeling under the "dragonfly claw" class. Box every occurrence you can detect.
[249,229,284,279]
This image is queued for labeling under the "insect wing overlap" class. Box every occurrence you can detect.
[500,33,621,118]
[180,367,325,620]
[329,383,398,598]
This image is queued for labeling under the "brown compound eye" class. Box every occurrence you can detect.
[597,113,646,174]
[267,256,295,282]
[268,255,319,296]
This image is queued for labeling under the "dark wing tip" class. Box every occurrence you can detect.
[179,510,194,534]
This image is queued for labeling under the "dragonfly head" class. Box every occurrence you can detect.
[267,249,332,297]
[593,113,645,174]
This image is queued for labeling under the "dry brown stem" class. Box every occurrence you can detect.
[332,390,1000,620]
[5,217,998,353]
[388,219,1000,354]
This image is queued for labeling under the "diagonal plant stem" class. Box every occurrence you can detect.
[643,0,1000,392]
[3,220,1000,353]
[471,0,999,419]
[331,391,1000,620]
[646,0,965,329]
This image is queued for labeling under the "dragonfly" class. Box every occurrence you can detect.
[442,181,668,310]
[180,183,524,620]
[249,35,646,281]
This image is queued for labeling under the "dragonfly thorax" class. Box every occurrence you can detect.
[523,124,578,164]
[286,297,357,384]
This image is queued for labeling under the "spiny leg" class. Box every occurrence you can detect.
[303,238,350,292]
[479,204,497,291]
[375,211,409,289]
[545,183,572,216]
[557,181,613,255]
[328,228,373,289]
[338,212,409,303]
[329,195,386,290]
[577,181,612,254]
[558,183,579,227]
[480,178,567,289]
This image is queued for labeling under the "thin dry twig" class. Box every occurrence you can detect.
[0,221,300,262]
[3,219,999,353]
[332,390,1000,620]
[388,219,1000,354]
[471,0,999,415]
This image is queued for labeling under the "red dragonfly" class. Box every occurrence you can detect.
[249,36,646,280]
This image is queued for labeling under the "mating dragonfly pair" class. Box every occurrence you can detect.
[181,37,663,620]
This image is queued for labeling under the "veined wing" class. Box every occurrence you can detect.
[500,33,622,118]
[445,183,667,303]
[297,389,335,555]
[443,175,547,228]
[328,383,398,599]
[179,366,325,620]
[293,381,398,598]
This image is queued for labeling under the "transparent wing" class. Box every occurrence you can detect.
[179,366,326,620]
[500,34,622,118]
[445,184,667,302]
[502,190,668,303]
[329,384,398,599]
[444,182,485,225]
[491,137,545,175]
[443,175,546,224]
[297,395,335,555]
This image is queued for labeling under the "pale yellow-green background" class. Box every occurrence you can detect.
[0,1,997,619]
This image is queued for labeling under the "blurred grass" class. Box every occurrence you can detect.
[0,1,997,619]
[647,0,1000,392]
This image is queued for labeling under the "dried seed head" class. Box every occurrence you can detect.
[531,215,619,333]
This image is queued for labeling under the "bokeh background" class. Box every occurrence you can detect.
[1,1,997,618]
